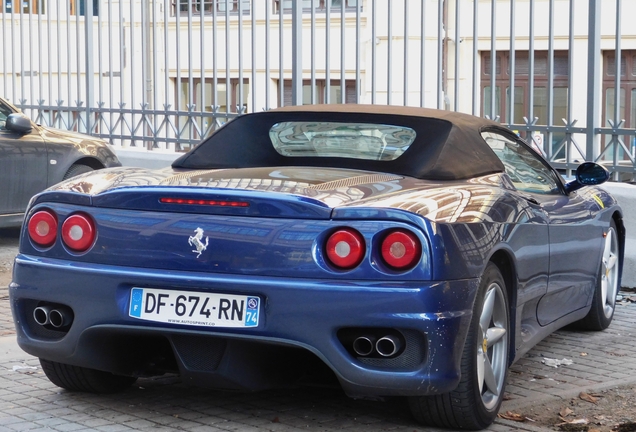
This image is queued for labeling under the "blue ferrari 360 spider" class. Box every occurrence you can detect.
[10,105,624,429]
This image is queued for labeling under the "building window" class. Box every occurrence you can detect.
[481,51,569,157]
[173,0,250,16]
[602,50,636,160]
[70,0,99,16]
[279,79,357,106]
[274,0,358,14]
[2,0,45,13]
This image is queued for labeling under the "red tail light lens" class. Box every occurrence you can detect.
[381,230,422,270]
[325,229,365,269]
[61,213,96,252]
[28,210,58,247]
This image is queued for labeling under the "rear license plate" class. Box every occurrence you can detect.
[129,287,260,328]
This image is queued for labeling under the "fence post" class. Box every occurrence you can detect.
[291,0,303,106]
[586,0,601,161]
[85,0,95,134]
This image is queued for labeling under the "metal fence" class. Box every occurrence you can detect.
[1,0,635,180]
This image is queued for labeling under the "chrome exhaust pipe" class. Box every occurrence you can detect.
[33,306,53,326]
[376,335,402,357]
[352,336,376,357]
[49,307,72,329]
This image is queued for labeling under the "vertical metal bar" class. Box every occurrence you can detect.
[10,1,16,101]
[472,0,478,115]
[488,0,496,118]
[420,0,425,107]
[613,0,622,168]
[387,0,392,105]
[164,0,170,148]
[311,0,316,104]
[47,0,53,109]
[212,1,217,112]
[340,0,345,104]
[19,0,24,102]
[85,0,95,133]
[28,0,33,104]
[265,0,270,109]
[119,0,125,140]
[1,8,6,97]
[108,0,114,133]
[567,0,574,124]
[200,0,205,121]
[36,0,42,106]
[251,0,256,111]
[225,0,231,113]
[613,0,621,127]
[586,0,601,160]
[130,0,136,139]
[355,0,360,103]
[509,0,516,125]
[292,0,303,105]
[437,0,443,109]
[372,0,376,104]
[152,0,158,144]
[404,0,409,106]
[142,0,148,109]
[528,0,535,121]
[98,0,104,111]
[238,0,244,112]
[326,0,331,103]
[546,0,555,158]
[187,0,194,121]
[453,0,459,111]
[278,0,283,107]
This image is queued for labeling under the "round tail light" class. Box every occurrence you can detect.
[325,229,365,269]
[381,230,422,270]
[61,213,96,252]
[28,210,58,247]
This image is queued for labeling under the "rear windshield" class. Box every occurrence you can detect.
[269,121,416,161]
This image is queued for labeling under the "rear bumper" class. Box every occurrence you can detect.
[10,254,479,397]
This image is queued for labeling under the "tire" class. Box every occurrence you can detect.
[574,219,620,331]
[409,263,510,430]
[40,358,137,393]
[62,163,94,180]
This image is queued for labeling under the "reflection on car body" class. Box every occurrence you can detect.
[10,104,623,430]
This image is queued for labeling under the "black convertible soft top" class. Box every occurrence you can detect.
[172,104,507,180]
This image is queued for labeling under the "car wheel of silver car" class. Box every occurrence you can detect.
[409,262,509,430]
[575,219,620,331]
[63,163,95,180]
[40,358,137,393]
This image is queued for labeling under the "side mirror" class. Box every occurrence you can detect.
[5,113,33,134]
[564,162,610,193]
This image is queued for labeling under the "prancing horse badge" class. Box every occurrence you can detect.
[188,227,209,258]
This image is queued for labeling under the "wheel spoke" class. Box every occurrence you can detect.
[607,253,617,271]
[480,288,495,331]
[486,327,506,348]
[603,231,613,263]
[482,355,499,396]
[601,278,608,304]
[477,350,485,393]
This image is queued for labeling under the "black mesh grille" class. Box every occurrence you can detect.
[171,335,227,372]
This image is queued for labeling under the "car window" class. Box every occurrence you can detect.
[481,131,560,194]
[269,121,416,161]
[0,101,12,130]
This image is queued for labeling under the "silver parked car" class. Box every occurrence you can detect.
[0,97,121,227]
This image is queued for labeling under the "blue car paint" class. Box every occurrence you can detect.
[9,165,623,398]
